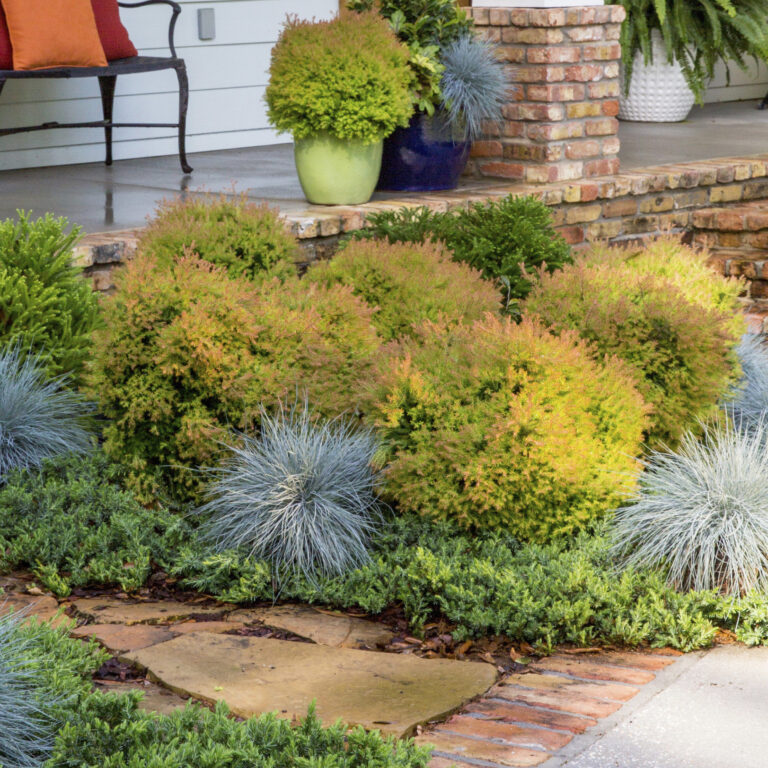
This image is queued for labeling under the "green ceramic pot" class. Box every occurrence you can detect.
[294,133,383,205]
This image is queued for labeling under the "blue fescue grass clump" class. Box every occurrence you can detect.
[611,418,768,596]
[0,347,92,479]
[0,608,58,768]
[724,333,768,430]
[198,402,382,584]
[439,34,508,141]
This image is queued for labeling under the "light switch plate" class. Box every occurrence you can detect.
[198,8,215,41]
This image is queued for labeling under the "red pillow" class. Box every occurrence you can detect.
[91,0,138,60]
[0,7,11,70]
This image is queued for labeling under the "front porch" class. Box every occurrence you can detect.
[1,100,768,234]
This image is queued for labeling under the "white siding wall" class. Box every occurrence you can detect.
[0,0,338,170]
[705,59,768,104]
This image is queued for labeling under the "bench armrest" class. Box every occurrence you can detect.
[118,0,182,59]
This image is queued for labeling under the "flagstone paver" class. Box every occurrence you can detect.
[227,605,393,649]
[71,597,234,625]
[417,650,682,768]
[123,632,498,737]
[72,623,174,652]
[0,593,72,628]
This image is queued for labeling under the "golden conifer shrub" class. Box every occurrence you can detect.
[363,315,649,542]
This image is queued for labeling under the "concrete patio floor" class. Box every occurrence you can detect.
[0,100,766,233]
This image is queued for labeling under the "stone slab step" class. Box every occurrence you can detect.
[71,597,234,625]
[123,633,497,738]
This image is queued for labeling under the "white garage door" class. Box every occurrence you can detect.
[0,0,339,170]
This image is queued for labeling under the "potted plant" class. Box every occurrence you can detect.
[348,0,509,192]
[265,12,413,205]
[617,0,768,122]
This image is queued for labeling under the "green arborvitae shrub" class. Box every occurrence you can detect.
[305,239,500,341]
[266,12,413,143]
[0,452,186,596]
[350,196,572,309]
[90,254,380,502]
[138,194,299,282]
[0,212,100,381]
[361,315,647,542]
[524,254,741,448]
[587,236,746,338]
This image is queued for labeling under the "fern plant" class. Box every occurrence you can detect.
[198,401,382,584]
[618,0,768,102]
[612,417,768,596]
[0,609,58,768]
[0,348,92,480]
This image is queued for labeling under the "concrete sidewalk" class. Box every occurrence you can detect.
[546,646,768,768]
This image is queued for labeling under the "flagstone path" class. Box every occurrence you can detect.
[0,583,683,763]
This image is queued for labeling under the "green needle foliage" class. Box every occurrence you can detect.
[0,452,186,597]
[618,0,768,102]
[350,195,572,309]
[0,212,100,382]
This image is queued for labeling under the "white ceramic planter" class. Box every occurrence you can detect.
[619,31,695,122]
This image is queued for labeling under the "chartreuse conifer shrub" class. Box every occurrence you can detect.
[350,195,572,309]
[266,12,413,144]
[0,212,100,381]
[90,253,379,502]
[138,193,299,282]
[612,418,768,596]
[587,237,746,337]
[0,348,92,480]
[362,316,647,542]
[305,239,500,340]
[524,255,740,448]
[199,401,381,584]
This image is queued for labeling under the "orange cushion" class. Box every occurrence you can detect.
[3,0,108,70]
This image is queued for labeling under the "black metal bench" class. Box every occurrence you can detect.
[0,0,192,173]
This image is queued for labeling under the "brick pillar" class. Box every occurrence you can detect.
[467,6,626,184]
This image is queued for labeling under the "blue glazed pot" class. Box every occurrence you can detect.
[377,113,470,192]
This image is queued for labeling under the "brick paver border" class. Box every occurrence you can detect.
[417,650,681,767]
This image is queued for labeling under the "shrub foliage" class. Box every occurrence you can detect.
[362,316,647,541]
[138,194,298,282]
[306,239,500,340]
[90,254,379,501]
[613,419,768,596]
[0,212,100,380]
[0,348,92,480]
[524,253,740,447]
[199,402,381,583]
[725,333,768,429]
[351,196,572,308]
[0,452,185,596]
[266,13,413,143]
